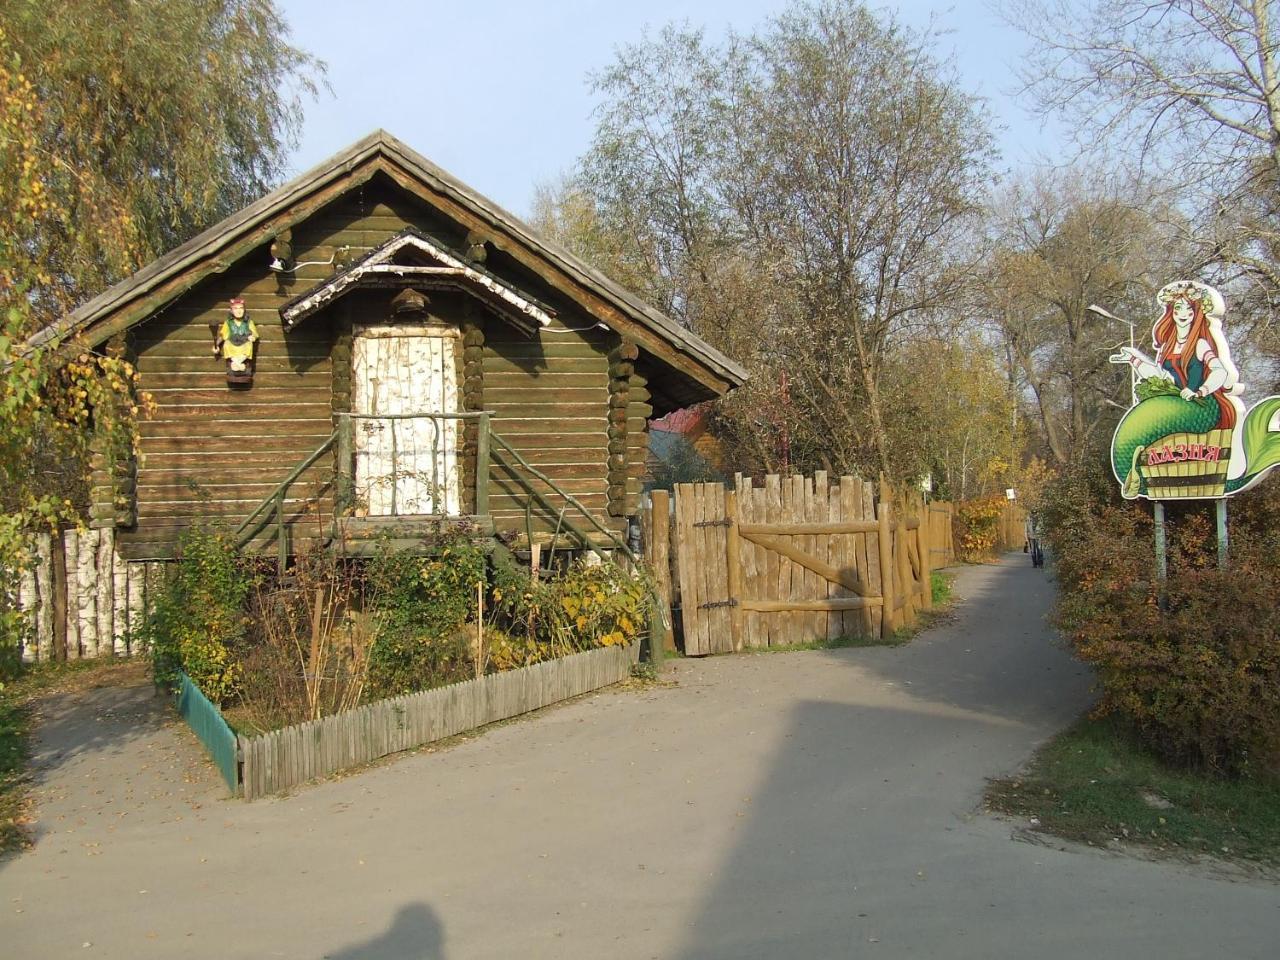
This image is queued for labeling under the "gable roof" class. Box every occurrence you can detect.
[28,129,746,404]
[279,227,555,335]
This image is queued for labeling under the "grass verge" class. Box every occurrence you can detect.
[985,714,1280,869]
[0,691,32,854]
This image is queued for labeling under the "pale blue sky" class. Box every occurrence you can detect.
[279,1,1062,217]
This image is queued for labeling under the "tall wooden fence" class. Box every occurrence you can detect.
[14,528,160,662]
[642,473,953,654]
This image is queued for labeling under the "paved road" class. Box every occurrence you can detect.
[3,555,1278,959]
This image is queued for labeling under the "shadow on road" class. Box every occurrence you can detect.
[670,557,1095,959]
[324,903,447,960]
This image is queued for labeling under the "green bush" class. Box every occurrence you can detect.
[142,527,250,703]
[1046,462,1280,776]
[495,556,652,656]
[364,532,487,697]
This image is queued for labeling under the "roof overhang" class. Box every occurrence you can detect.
[25,130,747,408]
[279,230,555,336]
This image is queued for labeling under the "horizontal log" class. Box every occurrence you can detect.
[483,371,609,388]
[139,371,327,389]
[740,597,882,613]
[145,403,333,423]
[137,355,332,374]
[489,473,607,498]
[138,455,340,476]
[138,476,332,502]
[485,388,605,404]
[140,434,334,455]
[484,342,608,359]
[482,357,607,374]
[142,387,333,404]
[137,502,331,523]
[487,492,607,512]
[140,420,332,440]
[738,521,879,535]
[488,417,607,435]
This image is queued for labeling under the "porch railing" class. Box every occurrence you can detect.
[333,410,490,519]
[234,408,634,570]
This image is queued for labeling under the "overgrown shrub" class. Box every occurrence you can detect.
[495,557,651,656]
[364,532,487,697]
[954,495,1004,560]
[235,548,374,732]
[1046,462,1280,776]
[142,527,250,703]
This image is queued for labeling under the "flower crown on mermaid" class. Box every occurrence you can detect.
[1156,280,1224,319]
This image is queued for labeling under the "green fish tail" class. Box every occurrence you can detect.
[1225,397,1280,493]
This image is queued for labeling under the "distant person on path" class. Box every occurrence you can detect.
[1024,512,1044,568]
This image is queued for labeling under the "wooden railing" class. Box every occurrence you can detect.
[332,410,491,518]
[233,431,339,573]
[234,409,633,569]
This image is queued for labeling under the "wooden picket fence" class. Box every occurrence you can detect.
[642,473,953,654]
[237,642,639,800]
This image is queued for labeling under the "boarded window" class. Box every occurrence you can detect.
[351,324,460,515]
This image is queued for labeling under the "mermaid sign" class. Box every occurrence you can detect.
[1108,280,1280,500]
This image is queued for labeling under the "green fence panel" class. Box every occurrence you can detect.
[176,672,240,795]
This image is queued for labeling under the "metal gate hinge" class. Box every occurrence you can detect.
[692,518,732,528]
[698,598,739,609]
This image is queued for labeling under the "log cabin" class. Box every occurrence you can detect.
[34,130,746,564]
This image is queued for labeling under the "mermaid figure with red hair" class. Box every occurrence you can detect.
[1109,281,1280,499]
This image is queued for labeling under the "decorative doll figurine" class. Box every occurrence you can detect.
[214,297,258,384]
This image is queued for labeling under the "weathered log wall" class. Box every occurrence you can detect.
[112,174,646,556]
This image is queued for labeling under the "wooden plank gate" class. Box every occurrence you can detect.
[654,473,943,653]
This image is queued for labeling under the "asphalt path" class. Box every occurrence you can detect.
[3,554,1278,959]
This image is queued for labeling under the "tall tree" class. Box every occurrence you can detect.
[566,1,995,481]
[981,172,1189,463]
[1003,0,1280,358]
[0,0,323,331]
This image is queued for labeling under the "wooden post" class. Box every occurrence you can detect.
[51,527,68,662]
[275,493,287,578]
[648,489,675,652]
[897,513,914,626]
[877,477,897,637]
[335,414,354,511]
[475,412,490,517]
[918,496,933,611]
[476,582,485,679]
[648,592,666,670]
[530,542,542,583]
[725,490,744,653]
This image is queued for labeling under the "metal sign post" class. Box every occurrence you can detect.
[1216,499,1229,570]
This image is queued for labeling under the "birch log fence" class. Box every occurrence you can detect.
[15,528,161,662]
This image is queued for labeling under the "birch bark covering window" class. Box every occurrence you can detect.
[351,325,460,516]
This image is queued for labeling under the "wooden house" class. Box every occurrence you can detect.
[35,130,746,563]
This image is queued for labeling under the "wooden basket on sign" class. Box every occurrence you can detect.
[1136,428,1232,498]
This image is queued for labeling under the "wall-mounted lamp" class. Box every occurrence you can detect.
[270,251,338,273]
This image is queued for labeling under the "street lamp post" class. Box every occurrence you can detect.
[1087,303,1138,407]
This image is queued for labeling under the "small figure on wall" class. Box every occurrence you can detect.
[214,297,258,385]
